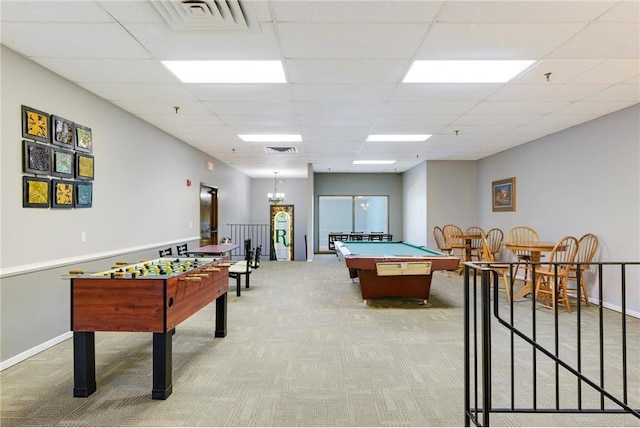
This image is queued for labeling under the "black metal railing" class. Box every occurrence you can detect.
[227,223,270,260]
[463,261,640,426]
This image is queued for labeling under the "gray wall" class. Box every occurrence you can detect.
[477,104,640,314]
[313,173,403,252]
[0,45,252,365]
[413,104,639,316]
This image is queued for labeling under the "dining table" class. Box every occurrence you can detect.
[451,233,482,262]
[504,241,563,300]
[185,243,239,260]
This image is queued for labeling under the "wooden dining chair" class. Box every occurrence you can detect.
[433,226,451,254]
[481,233,512,302]
[465,226,485,260]
[508,226,540,283]
[485,228,504,260]
[443,224,465,273]
[567,233,599,306]
[442,224,465,258]
[534,236,579,313]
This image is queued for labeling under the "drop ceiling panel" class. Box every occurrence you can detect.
[549,23,640,59]
[372,115,456,128]
[203,101,296,115]
[112,100,213,116]
[488,84,610,102]
[381,102,477,115]
[80,83,197,102]
[465,101,569,116]
[277,23,429,59]
[554,101,638,116]
[390,84,501,101]
[292,84,396,102]
[96,0,162,23]
[122,22,282,59]
[298,115,378,128]
[1,0,637,178]
[294,102,383,116]
[186,84,293,102]
[270,1,442,23]
[569,60,640,84]
[524,115,594,129]
[30,58,176,84]
[514,59,604,84]
[1,22,150,58]
[1,0,112,22]
[598,1,640,22]
[437,1,613,23]
[585,87,639,103]
[416,22,586,59]
[139,114,227,127]
[151,124,230,136]
[306,142,362,154]
[423,134,487,147]
[285,59,409,84]
[217,114,300,127]
[300,129,369,142]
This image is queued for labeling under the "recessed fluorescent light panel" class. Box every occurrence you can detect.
[238,134,302,142]
[162,60,286,83]
[403,60,535,83]
[366,134,431,142]
[353,160,396,165]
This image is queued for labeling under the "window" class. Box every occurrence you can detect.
[318,195,389,251]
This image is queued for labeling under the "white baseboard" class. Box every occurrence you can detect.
[0,331,72,371]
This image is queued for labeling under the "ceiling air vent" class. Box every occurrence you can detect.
[264,147,298,154]
[151,0,258,33]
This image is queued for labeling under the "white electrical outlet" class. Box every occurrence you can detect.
[81,232,87,242]
[189,221,193,228]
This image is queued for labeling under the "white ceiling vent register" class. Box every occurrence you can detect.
[151,0,258,33]
[264,147,298,154]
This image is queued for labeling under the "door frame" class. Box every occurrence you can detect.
[199,184,218,246]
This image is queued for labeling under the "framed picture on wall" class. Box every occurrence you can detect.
[75,124,93,153]
[75,153,94,180]
[51,179,75,208]
[22,105,50,143]
[23,140,52,175]
[51,115,75,148]
[75,182,93,208]
[23,176,50,208]
[492,177,516,212]
[51,147,74,178]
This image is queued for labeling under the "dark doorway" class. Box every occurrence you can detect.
[199,184,218,246]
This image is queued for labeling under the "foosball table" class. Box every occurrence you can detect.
[70,257,230,399]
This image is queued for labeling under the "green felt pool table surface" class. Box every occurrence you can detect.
[336,241,444,257]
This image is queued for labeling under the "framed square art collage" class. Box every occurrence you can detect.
[21,105,94,208]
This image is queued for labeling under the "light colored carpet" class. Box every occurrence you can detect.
[1,255,638,426]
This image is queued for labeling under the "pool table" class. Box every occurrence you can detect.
[335,241,460,303]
